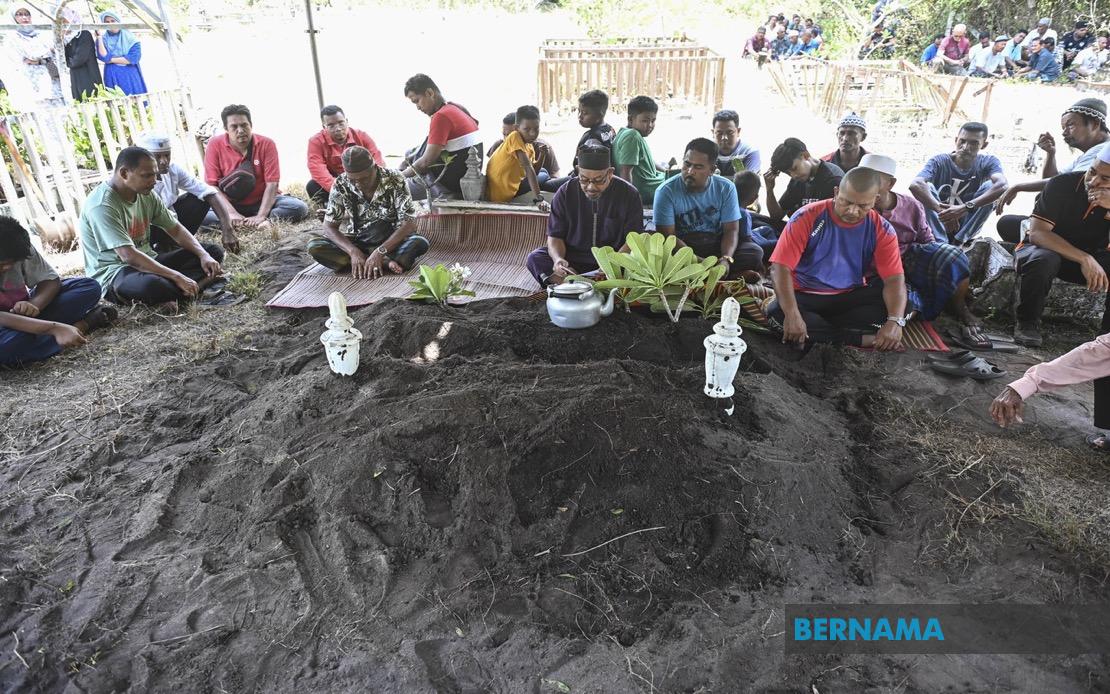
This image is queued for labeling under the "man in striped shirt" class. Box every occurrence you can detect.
[401,74,483,200]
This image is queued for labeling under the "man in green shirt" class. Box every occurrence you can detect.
[614,96,666,205]
[80,147,224,307]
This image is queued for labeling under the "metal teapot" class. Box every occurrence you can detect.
[546,279,618,329]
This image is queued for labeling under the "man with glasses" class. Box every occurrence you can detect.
[526,145,643,287]
[306,104,384,208]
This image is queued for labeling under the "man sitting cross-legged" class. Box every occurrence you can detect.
[80,147,224,308]
[203,104,310,228]
[307,146,429,280]
[1,216,115,367]
[654,138,763,278]
[908,121,1007,244]
[767,167,907,349]
[1010,146,1110,347]
[526,145,643,287]
[862,153,982,344]
[136,132,241,254]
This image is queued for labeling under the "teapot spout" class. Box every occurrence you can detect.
[600,288,618,317]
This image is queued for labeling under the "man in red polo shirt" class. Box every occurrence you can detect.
[400,73,482,201]
[306,104,384,207]
[203,104,309,228]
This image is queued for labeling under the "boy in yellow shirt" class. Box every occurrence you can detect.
[486,105,550,208]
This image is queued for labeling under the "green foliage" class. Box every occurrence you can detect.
[227,269,263,299]
[591,232,721,322]
[407,263,476,306]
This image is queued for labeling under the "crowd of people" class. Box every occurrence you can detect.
[5,4,146,111]
[742,13,825,63]
[2,72,1110,449]
[923,18,1109,82]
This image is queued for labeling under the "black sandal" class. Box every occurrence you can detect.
[1085,434,1110,453]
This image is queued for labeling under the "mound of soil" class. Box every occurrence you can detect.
[3,267,1109,691]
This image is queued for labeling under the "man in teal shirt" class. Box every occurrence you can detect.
[80,147,223,307]
[613,96,666,205]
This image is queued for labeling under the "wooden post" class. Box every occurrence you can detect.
[80,103,108,176]
[980,80,993,122]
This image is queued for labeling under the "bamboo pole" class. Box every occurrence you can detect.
[80,103,108,176]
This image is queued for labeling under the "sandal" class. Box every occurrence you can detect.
[929,355,1008,381]
[945,324,992,351]
[1085,433,1110,453]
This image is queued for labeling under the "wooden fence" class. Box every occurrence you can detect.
[766,58,998,127]
[0,88,202,233]
[537,39,726,115]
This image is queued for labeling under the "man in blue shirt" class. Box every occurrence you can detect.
[921,34,944,64]
[653,138,763,276]
[909,122,1008,244]
[1020,36,1062,81]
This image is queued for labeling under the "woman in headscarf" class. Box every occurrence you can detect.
[95,10,146,95]
[61,6,102,100]
[8,4,64,107]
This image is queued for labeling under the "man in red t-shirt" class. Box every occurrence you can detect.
[203,104,309,228]
[400,74,483,200]
[306,104,384,207]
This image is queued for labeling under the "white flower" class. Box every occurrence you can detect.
[450,263,472,280]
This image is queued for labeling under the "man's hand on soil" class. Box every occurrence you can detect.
[990,386,1025,428]
[782,312,808,344]
[49,323,86,349]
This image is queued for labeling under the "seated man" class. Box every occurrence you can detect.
[992,333,1110,452]
[743,26,771,64]
[995,98,1109,242]
[203,104,310,227]
[136,132,239,253]
[1019,36,1062,81]
[400,73,482,201]
[968,35,1010,78]
[1011,147,1110,347]
[542,89,616,193]
[767,167,907,349]
[1003,30,1029,72]
[821,112,868,172]
[863,153,980,343]
[485,105,549,207]
[307,147,428,279]
[654,138,762,277]
[712,110,760,177]
[1,216,114,367]
[920,34,944,65]
[1069,34,1109,81]
[932,24,970,75]
[306,104,383,207]
[908,121,1006,244]
[734,170,762,212]
[614,96,666,205]
[525,145,643,287]
[755,137,844,255]
[82,147,224,307]
[770,27,792,60]
[1060,20,1095,70]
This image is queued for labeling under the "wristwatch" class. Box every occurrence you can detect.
[533,197,545,204]
[373,245,389,256]
[964,200,977,211]
[886,316,907,327]
[720,255,734,264]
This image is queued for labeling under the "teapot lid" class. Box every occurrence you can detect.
[549,280,594,299]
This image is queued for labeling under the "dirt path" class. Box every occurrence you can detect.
[2,237,1110,692]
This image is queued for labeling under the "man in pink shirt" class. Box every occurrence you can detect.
[932,24,971,75]
[305,104,384,207]
[203,104,309,228]
[991,334,1110,451]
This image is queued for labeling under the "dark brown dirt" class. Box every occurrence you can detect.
[2,246,1110,693]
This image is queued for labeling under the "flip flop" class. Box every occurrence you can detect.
[927,349,976,364]
[929,355,1008,381]
[198,291,247,308]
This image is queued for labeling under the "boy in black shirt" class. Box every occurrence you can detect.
[542,90,616,192]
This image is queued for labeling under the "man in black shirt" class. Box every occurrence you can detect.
[751,137,844,256]
[1060,20,1095,69]
[542,89,617,192]
[1013,149,1110,346]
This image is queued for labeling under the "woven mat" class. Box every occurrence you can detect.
[267,213,547,309]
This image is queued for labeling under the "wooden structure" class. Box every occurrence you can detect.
[0,89,202,231]
[766,58,1002,127]
[537,38,726,115]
